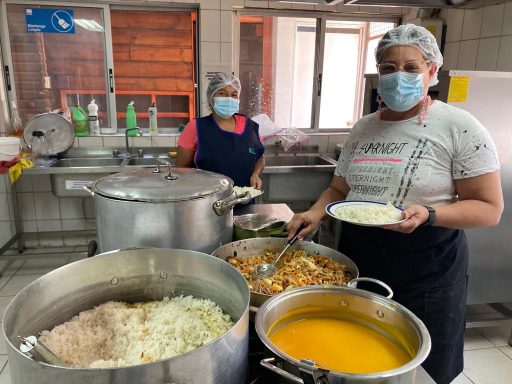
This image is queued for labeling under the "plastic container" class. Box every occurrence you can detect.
[87,99,101,136]
[148,102,158,135]
[0,137,21,161]
[9,101,23,137]
[72,106,89,137]
[126,101,138,136]
[31,131,50,166]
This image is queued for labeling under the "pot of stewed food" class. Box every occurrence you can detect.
[211,238,360,308]
[2,248,250,384]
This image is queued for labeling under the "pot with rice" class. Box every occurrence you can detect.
[2,248,250,384]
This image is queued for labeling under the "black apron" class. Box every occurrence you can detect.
[339,223,468,384]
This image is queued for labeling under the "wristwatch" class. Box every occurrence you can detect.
[422,206,436,227]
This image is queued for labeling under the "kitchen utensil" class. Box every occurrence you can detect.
[256,285,431,384]
[17,336,67,367]
[255,225,304,278]
[23,113,74,155]
[3,248,249,384]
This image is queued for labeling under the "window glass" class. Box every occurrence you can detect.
[5,4,109,127]
[239,16,316,129]
[111,10,196,129]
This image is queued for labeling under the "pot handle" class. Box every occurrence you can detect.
[249,305,259,314]
[213,191,252,216]
[347,277,394,299]
[260,357,304,384]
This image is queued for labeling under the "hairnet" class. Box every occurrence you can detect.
[206,72,241,107]
[375,24,444,86]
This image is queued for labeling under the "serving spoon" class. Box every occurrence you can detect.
[256,224,305,278]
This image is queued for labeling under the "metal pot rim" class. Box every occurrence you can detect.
[254,285,431,379]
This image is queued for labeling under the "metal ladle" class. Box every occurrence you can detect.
[256,225,305,278]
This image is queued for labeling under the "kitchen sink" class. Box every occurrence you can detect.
[125,157,173,166]
[49,158,124,167]
[264,155,335,167]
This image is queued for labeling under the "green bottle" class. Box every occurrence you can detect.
[126,101,138,136]
[72,106,89,137]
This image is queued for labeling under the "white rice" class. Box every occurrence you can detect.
[39,295,233,368]
[335,202,402,224]
[233,186,261,198]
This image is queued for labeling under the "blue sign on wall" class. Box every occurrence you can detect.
[25,8,75,34]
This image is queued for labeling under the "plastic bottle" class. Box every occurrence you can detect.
[9,101,23,137]
[31,131,50,166]
[148,102,158,135]
[87,99,101,136]
[126,101,138,136]
[72,106,89,137]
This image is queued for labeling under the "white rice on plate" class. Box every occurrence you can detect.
[335,202,402,225]
[39,295,233,368]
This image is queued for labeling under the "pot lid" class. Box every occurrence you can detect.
[23,113,74,155]
[93,167,233,202]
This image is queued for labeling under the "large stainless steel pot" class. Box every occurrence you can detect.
[211,238,360,308]
[85,165,250,253]
[255,286,431,384]
[2,248,250,384]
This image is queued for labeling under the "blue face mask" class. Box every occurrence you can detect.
[213,97,240,119]
[377,72,425,112]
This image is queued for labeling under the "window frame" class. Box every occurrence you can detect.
[234,9,397,133]
[0,0,200,134]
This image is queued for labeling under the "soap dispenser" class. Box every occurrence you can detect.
[88,99,100,136]
[126,101,138,137]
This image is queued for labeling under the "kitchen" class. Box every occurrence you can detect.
[0,0,511,383]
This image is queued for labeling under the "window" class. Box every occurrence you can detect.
[1,1,198,134]
[236,12,395,131]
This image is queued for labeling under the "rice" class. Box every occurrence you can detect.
[233,186,261,198]
[38,295,233,368]
[335,202,402,224]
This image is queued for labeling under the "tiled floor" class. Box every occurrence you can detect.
[0,247,510,384]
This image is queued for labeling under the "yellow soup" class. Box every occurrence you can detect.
[269,317,412,374]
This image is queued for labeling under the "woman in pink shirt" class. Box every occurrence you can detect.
[176,73,265,188]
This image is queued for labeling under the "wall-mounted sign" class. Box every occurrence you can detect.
[25,8,75,34]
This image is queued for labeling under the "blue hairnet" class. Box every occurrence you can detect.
[206,73,241,107]
[375,24,443,86]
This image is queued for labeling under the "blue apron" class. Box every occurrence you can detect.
[339,224,468,384]
[195,114,264,187]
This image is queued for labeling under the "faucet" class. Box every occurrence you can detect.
[124,127,142,158]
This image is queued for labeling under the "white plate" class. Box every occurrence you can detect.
[325,200,406,227]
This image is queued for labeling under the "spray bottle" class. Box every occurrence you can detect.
[148,102,158,135]
[126,101,138,137]
[88,99,100,136]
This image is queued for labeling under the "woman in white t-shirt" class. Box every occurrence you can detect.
[288,24,503,384]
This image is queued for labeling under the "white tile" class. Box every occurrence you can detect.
[0,334,6,355]
[102,136,124,147]
[0,222,12,249]
[199,0,220,9]
[63,234,88,247]
[83,197,95,219]
[327,134,348,154]
[451,373,474,384]
[21,220,36,232]
[38,232,64,247]
[0,175,6,193]
[36,219,62,232]
[499,345,512,359]
[245,1,268,8]
[220,42,232,64]
[6,194,13,222]
[442,41,461,70]
[0,356,7,372]
[461,9,483,40]
[307,135,329,153]
[481,3,504,38]
[78,136,103,147]
[221,0,244,10]
[200,9,221,42]
[464,348,512,383]
[31,174,52,192]
[379,6,401,15]
[269,1,291,9]
[17,192,36,220]
[502,2,512,36]
[291,3,315,10]
[34,192,60,220]
[67,253,87,264]
[201,41,221,63]
[84,218,96,230]
[151,136,176,147]
[61,218,86,231]
[59,197,84,219]
[478,325,512,347]
[0,274,45,296]
[475,37,500,71]
[457,39,479,70]
[0,296,15,317]
[17,256,68,275]
[0,194,8,221]
[14,175,32,192]
[73,245,88,252]
[23,233,39,248]
[463,328,495,350]
[0,362,11,384]
[497,35,512,71]
[220,10,232,43]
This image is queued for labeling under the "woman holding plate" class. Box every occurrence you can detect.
[287,24,503,384]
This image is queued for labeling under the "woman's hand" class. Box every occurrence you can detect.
[382,205,429,233]
[287,210,323,240]
[250,173,262,189]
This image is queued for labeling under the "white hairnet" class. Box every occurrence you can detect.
[375,24,444,86]
[206,72,241,107]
